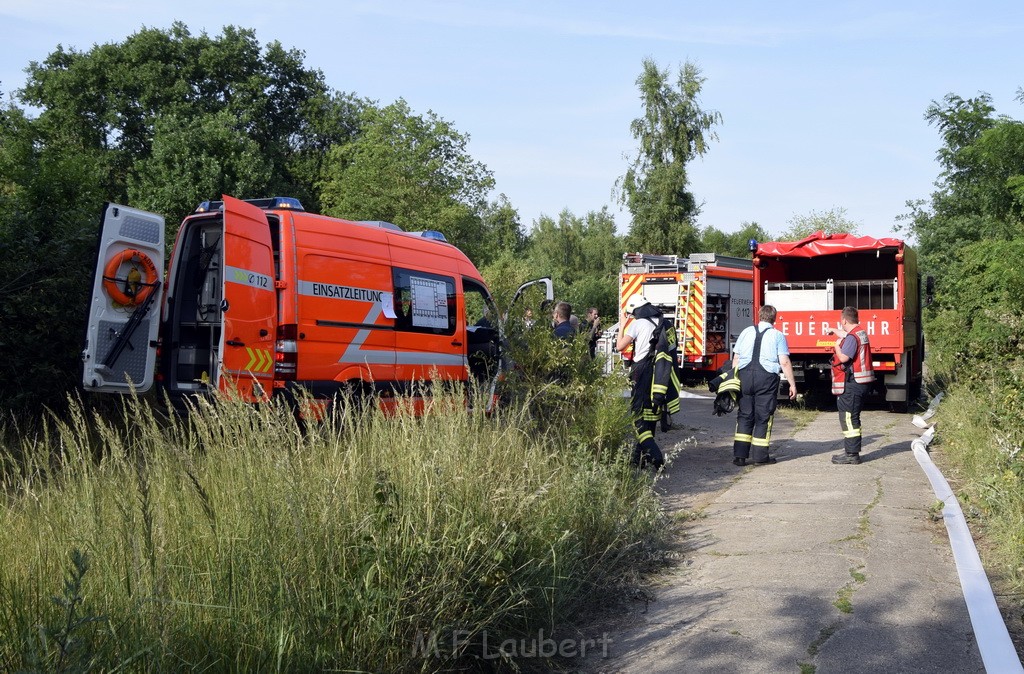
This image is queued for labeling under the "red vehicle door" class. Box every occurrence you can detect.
[219,195,278,401]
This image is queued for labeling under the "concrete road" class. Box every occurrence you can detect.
[578,393,995,674]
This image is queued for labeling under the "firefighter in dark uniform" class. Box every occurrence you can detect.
[616,295,665,471]
[731,304,797,466]
[830,306,875,464]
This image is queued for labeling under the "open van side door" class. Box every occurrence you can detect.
[219,195,278,402]
[82,204,165,393]
[502,277,554,329]
[485,277,554,413]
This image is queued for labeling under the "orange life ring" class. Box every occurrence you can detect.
[102,248,159,306]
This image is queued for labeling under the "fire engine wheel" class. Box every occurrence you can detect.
[102,248,159,306]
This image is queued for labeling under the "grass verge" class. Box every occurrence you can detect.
[0,389,667,671]
[929,364,1024,656]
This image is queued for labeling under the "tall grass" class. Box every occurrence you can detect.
[0,387,666,671]
[930,361,1024,597]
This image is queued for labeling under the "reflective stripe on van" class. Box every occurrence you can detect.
[336,302,466,368]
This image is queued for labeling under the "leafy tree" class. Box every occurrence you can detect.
[319,98,495,262]
[617,59,721,255]
[526,211,579,291]
[523,208,622,319]
[926,237,1024,371]
[477,193,527,265]
[128,111,275,240]
[0,103,106,414]
[527,209,620,288]
[20,23,348,223]
[699,221,770,257]
[900,92,1024,274]
[578,207,624,275]
[900,89,1024,379]
[479,250,540,316]
[779,207,860,241]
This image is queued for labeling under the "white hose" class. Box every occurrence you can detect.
[912,391,944,428]
[910,425,935,453]
[911,394,1024,672]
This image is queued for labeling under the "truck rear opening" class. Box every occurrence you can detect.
[753,232,923,405]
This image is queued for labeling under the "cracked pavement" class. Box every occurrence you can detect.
[577,394,988,674]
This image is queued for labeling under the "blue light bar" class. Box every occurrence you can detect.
[193,197,305,213]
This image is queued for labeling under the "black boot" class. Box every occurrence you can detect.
[638,438,664,471]
[831,452,861,465]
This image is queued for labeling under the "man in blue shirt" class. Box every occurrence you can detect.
[730,305,797,466]
[551,302,575,340]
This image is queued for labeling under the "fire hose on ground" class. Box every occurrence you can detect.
[911,392,1024,672]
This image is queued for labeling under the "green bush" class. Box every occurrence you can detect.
[925,238,1024,378]
[499,317,633,463]
[932,362,1024,597]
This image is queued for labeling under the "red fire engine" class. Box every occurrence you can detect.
[619,252,754,376]
[752,232,924,406]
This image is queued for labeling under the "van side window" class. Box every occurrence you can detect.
[392,268,457,335]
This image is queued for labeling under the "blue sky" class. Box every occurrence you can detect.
[2,1,1022,241]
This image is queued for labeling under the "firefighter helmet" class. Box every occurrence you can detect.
[625,294,649,314]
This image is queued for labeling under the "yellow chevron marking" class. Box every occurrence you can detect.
[685,280,705,355]
[620,275,643,308]
[620,274,645,331]
[243,348,273,373]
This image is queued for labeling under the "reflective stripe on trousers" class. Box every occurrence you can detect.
[837,379,867,455]
[630,358,664,468]
[733,327,779,463]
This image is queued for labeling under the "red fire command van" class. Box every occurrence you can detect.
[82,196,550,411]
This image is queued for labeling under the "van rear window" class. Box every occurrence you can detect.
[392,268,456,335]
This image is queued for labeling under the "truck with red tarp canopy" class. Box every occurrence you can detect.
[752,231,923,406]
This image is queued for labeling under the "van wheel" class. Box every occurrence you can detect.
[337,381,374,419]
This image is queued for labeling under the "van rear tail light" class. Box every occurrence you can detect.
[275,324,298,379]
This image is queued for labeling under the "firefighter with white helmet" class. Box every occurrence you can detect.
[616,294,672,470]
[624,294,647,314]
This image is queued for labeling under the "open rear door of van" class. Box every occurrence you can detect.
[219,195,278,402]
[82,203,165,393]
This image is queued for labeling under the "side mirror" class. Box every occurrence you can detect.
[925,275,935,306]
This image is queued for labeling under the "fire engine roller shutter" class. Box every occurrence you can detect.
[220,195,278,401]
[82,203,165,393]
